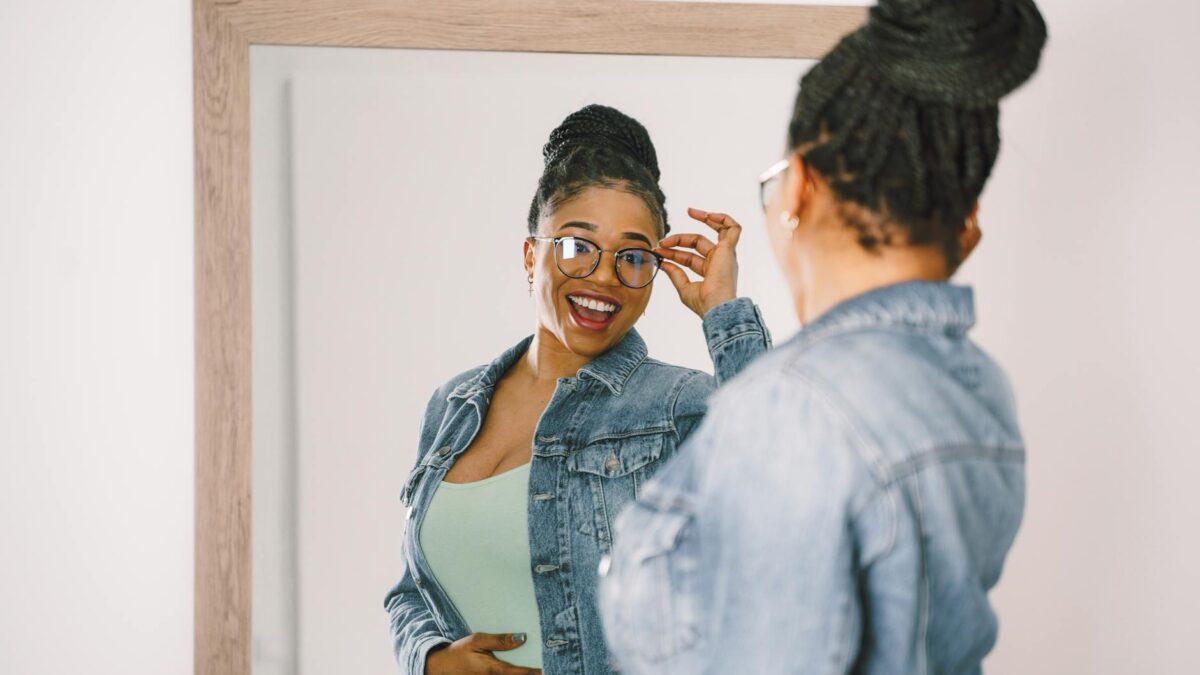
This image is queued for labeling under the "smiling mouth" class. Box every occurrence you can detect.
[567,293,621,330]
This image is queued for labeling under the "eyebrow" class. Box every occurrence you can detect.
[558,221,654,247]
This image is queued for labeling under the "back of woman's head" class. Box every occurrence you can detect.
[789,0,1047,265]
[528,104,669,237]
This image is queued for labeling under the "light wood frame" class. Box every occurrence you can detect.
[193,1,866,672]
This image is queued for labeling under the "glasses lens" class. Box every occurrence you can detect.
[555,237,600,278]
[616,249,660,288]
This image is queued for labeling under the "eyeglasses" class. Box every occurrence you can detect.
[758,158,789,213]
[527,235,663,289]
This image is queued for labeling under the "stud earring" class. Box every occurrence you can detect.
[780,212,800,231]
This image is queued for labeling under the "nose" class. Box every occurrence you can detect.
[590,251,620,286]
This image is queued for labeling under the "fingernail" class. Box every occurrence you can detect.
[513,633,526,643]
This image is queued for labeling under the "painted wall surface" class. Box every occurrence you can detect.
[3,1,1198,674]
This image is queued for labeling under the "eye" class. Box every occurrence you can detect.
[569,238,598,256]
[620,250,653,266]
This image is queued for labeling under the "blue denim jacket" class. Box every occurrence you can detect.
[599,282,1026,674]
[384,298,771,674]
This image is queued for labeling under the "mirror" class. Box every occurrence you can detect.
[250,45,812,673]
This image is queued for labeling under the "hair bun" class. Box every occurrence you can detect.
[862,0,1047,107]
[542,104,661,181]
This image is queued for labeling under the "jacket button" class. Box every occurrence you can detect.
[604,451,620,475]
[436,446,451,457]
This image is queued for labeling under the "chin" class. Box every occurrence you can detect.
[563,325,624,356]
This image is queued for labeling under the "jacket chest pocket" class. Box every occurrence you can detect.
[565,430,670,548]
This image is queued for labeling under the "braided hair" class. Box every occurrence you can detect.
[789,0,1047,266]
[528,104,669,237]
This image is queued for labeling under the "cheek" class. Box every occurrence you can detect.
[624,290,652,321]
[534,266,564,320]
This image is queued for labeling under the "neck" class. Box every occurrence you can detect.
[793,237,948,325]
[520,327,592,385]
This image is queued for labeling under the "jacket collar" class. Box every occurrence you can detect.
[577,328,648,395]
[448,328,648,400]
[792,281,976,348]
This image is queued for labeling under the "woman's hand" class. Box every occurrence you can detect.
[655,208,743,319]
[426,633,542,675]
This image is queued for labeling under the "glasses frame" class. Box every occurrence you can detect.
[758,158,790,213]
[527,235,664,289]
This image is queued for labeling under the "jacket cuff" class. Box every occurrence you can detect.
[702,297,770,350]
[407,634,453,675]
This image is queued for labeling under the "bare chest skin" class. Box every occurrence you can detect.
[441,372,555,484]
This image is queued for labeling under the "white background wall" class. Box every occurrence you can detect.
[2,1,1198,675]
[0,1,195,674]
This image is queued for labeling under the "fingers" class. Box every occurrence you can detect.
[658,232,715,257]
[687,207,743,246]
[658,259,691,294]
[656,247,706,275]
[468,632,527,652]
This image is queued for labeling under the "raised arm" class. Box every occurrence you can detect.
[701,297,771,385]
[655,208,772,386]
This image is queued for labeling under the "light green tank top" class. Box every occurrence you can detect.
[418,463,542,668]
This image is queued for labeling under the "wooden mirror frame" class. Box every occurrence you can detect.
[192,1,866,672]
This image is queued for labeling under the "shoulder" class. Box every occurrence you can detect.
[707,345,840,434]
[754,328,1020,475]
[694,336,887,488]
[413,364,487,451]
[434,364,488,400]
[633,357,717,419]
[689,349,879,517]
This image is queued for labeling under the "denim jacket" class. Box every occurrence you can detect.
[599,282,1026,674]
[384,298,771,674]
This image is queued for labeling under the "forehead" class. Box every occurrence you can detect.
[541,186,659,243]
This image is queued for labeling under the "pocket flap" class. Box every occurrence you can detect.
[567,431,667,477]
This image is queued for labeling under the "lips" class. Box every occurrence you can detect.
[566,291,621,331]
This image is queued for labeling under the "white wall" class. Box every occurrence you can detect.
[965,2,1200,672]
[3,1,1198,675]
[0,1,195,675]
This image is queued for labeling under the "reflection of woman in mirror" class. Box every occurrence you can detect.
[384,104,772,674]
[601,0,1048,672]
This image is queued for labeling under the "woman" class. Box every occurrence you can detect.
[600,1,1046,673]
[383,104,771,675]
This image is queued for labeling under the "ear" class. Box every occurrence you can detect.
[523,238,535,277]
[959,202,983,265]
[782,153,815,222]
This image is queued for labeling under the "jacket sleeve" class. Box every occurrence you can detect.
[384,572,452,674]
[670,298,773,447]
[383,388,452,674]
[701,297,772,386]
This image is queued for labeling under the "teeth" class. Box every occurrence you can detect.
[570,295,618,313]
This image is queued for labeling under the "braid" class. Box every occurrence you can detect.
[529,104,669,237]
[789,0,1046,267]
